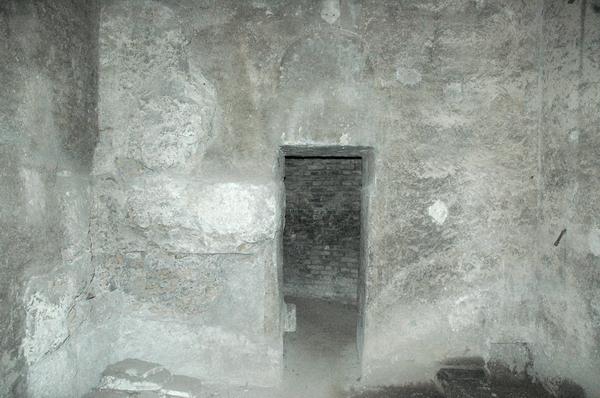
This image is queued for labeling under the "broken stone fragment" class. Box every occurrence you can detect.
[98,375,164,392]
[105,358,167,378]
[161,375,203,398]
[136,392,163,398]
[283,302,296,332]
[86,359,206,398]
[82,390,132,398]
[84,391,162,398]
[436,360,491,398]
[98,359,171,392]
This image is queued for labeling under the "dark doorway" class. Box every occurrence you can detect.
[279,146,371,397]
[283,156,362,304]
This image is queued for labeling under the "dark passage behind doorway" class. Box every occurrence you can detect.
[282,155,363,397]
[283,156,362,304]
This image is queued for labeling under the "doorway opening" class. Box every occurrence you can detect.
[279,146,372,397]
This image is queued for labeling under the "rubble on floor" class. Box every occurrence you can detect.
[84,358,278,398]
[436,357,491,398]
[85,357,586,398]
[84,359,203,398]
[433,357,560,398]
[348,383,444,398]
[350,357,585,398]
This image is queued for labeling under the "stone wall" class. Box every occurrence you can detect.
[283,157,361,303]
[0,1,98,396]
[89,0,283,389]
[534,1,600,394]
[169,0,546,388]
[0,0,598,396]
[80,0,600,395]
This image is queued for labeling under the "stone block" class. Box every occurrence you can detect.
[488,342,532,382]
[124,176,277,253]
[83,390,132,398]
[98,359,171,392]
[283,302,296,332]
[96,0,217,173]
[161,375,203,398]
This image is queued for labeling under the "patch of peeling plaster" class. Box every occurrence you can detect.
[428,200,449,225]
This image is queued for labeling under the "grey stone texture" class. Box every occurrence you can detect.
[0,0,598,397]
[283,157,362,303]
[84,359,204,398]
[534,1,600,394]
[0,0,98,396]
[89,0,283,391]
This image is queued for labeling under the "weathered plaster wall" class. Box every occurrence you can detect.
[90,0,283,388]
[283,157,361,303]
[0,1,98,396]
[2,0,597,396]
[93,0,600,394]
[357,0,544,386]
[535,1,600,394]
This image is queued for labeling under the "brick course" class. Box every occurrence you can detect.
[283,157,361,303]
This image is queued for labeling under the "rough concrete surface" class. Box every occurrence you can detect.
[0,0,98,396]
[0,0,599,397]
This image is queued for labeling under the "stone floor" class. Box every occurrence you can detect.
[349,384,443,398]
[348,381,557,398]
[282,296,361,397]
[83,297,586,398]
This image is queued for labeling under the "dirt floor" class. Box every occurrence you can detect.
[82,292,587,398]
[279,296,572,398]
[283,296,361,398]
